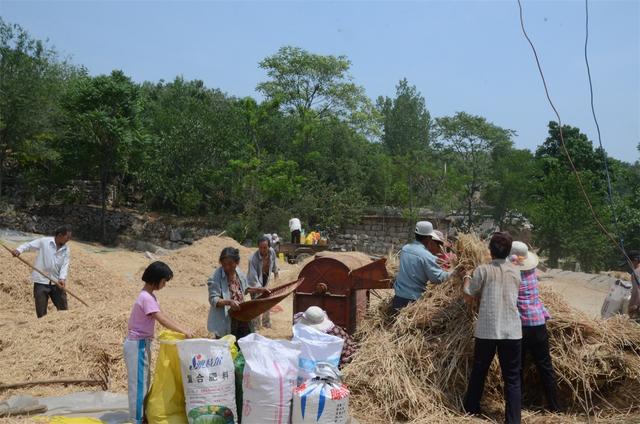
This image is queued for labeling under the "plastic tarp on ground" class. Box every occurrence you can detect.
[1,392,129,424]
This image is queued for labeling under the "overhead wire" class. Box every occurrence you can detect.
[515,0,634,273]
[583,0,625,249]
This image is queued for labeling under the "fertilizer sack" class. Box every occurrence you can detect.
[601,279,632,319]
[177,338,237,424]
[292,323,343,384]
[145,330,188,424]
[292,363,350,424]
[237,333,300,424]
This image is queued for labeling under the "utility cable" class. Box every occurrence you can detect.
[516,0,634,273]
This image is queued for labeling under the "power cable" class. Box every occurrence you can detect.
[515,0,634,273]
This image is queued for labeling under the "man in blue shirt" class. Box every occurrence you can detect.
[393,221,451,313]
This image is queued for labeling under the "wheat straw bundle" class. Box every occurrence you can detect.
[345,233,640,423]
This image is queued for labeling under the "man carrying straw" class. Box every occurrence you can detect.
[392,221,451,313]
[463,231,522,424]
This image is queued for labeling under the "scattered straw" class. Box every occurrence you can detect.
[345,233,640,423]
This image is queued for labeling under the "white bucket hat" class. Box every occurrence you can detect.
[509,241,539,271]
[298,306,334,332]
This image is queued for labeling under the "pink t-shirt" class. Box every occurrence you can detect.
[127,291,160,340]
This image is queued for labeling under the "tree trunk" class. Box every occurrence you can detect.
[467,186,473,231]
[0,149,5,198]
[100,173,107,244]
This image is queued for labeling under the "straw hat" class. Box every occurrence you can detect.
[298,306,334,332]
[433,230,450,247]
[509,241,539,271]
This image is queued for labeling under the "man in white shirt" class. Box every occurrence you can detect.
[289,217,302,244]
[11,226,72,318]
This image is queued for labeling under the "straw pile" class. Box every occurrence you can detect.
[162,235,254,287]
[344,234,640,423]
[0,240,211,400]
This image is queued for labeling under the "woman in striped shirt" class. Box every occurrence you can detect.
[510,241,561,412]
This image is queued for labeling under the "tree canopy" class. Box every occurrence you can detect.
[1,21,637,271]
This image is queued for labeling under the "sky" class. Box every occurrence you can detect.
[1,0,638,162]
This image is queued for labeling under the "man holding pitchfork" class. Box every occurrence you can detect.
[11,225,72,318]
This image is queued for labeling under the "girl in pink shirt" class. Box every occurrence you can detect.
[123,261,193,424]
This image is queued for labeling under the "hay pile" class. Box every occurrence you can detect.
[162,235,254,287]
[344,234,640,423]
[0,240,210,399]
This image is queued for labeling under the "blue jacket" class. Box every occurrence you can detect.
[394,241,451,300]
[207,266,255,337]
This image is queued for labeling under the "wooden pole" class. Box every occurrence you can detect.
[0,378,104,391]
[1,242,89,307]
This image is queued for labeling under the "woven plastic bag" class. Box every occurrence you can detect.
[145,330,188,424]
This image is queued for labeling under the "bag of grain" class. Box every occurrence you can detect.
[601,279,632,319]
[237,333,300,424]
[292,323,343,384]
[292,362,349,424]
[177,339,237,424]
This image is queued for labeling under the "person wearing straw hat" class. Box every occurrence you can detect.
[294,306,357,366]
[392,221,452,313]
[509,241,561,412]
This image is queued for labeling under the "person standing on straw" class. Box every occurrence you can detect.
[124,261,194,424]
[247,235,279,329]
[463,232,522,424]
[509,241,561,412]
[392,221,451,313]
[626,250,640,322]
[11,225,72,318]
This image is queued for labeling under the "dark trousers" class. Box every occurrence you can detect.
[34,283,68,318]
[391,295,414,314]
[291,230,301,244]
[522,324,560,411]
[464,338,522,424]
[230,318,252,340]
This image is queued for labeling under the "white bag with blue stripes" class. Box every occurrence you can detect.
[292,363,350,424]
[292,324,343,385]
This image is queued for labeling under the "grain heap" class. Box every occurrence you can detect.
[162,235,254,287]
[0,240,210,399]
[344,234,640,423]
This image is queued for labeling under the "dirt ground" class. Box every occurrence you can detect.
[0,231,629,423]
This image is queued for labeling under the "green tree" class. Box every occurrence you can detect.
[484,146,536,227]
[59,70,140,241]
[377,79,433,214]
[0,18,75,197]
[138,77,249,215]
[258,46,367,120]
[436,112,514,229]
[529,122,612,271]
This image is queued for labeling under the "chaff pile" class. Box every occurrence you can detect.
[0,240,210,399]
[344,234,640,423]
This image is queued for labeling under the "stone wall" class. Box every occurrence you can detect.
[0,204,221,252]
[332,208,532,255]
[333,209,453,255]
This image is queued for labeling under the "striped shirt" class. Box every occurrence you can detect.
[518,269,550,327]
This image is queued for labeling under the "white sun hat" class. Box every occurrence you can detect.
[509,241,539,271]
[298,306,334,332]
